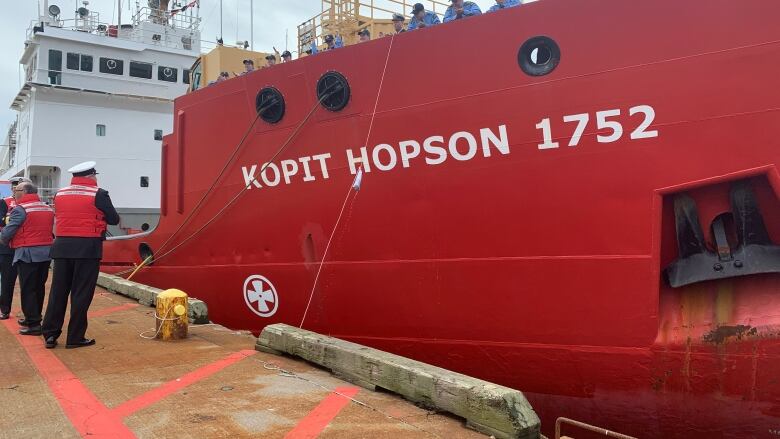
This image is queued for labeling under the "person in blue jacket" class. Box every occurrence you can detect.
[407,3,440,30]
[310,34,344,54]
[443,0,482,22]
[488,0,521,12]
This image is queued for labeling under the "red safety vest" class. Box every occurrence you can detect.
[10,194,54,249]
[53,177,107,238]
[2,196,15,231]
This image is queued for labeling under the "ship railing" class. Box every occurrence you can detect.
[7,120,17,151]
[107,230,153,240]
[26,12,199,53]
[0,149,14,174]
[26,14,109,41]
[298,0,449,55]
[0,122,16,173]
[37,187,58,206]
[549,417,638,439]
[131,7,200,31]
[33,66,177,90]
[29,68,178,104]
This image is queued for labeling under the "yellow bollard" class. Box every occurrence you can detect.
[155,289,189,341]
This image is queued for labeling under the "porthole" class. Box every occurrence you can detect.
[316,71,350,112]
[256,87,286,124]
[518,36,560,76]
[139,243,155,265]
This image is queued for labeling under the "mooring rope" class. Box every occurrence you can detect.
[123,36,397,282]
[298,35,396,329]
[148,99,274,261]
[298,172,360,328]
[120,85,339,279]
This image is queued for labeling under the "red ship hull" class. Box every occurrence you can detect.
[102,1,780,437]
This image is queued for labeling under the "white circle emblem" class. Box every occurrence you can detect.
[163,67,173,77]
[243,275,278,318]
[107,59,117,70]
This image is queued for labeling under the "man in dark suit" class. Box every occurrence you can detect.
[41,161,120,349]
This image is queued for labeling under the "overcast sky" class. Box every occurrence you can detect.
[0,0,519,133]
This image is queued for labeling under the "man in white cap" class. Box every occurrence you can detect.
[41,161,119,349]
[391,13,406,34]
[0,182,54,335]
[0,176,31,321]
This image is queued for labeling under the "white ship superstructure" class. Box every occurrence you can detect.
[2,1,200,233]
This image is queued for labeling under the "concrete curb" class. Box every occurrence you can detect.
[97,273,209,324]
[257,324,541,439]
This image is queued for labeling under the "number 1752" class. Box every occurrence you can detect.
[535,105,659,150]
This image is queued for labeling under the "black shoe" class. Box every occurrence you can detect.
[17,318,31,326]
[0,313,8,320]
[44,336,57,349]
[19,326,42,336]
[66,338,95,349]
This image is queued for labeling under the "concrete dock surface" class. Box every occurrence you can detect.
[0,281,487,439]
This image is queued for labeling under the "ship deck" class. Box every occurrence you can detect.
[0,280,485,439]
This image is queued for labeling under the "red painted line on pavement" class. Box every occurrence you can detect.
[88,303,140,318]
[284,386,360,439]
[0,319,136,439]
[112,349,257,418]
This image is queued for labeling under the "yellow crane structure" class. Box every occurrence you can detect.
[298,0,449,55]
[187,0,450,91]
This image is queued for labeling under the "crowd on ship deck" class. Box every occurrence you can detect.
[308,0,522,50]
[208,0,521,85]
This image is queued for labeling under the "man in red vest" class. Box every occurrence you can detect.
[0,176,31,321]
[41,162,119,349]
[0,182,54,335]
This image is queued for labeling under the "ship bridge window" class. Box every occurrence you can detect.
[96,124,106,136]
[99,57,124,75]
[130,61,153,79]
[183,69,191,84]
[518,36,560,77]
[48,49,62,85]
[67,53,93,72]
[81,55,93,71]
[66,53,78,70]
[157,66,178,83]
[189,60,202,91]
